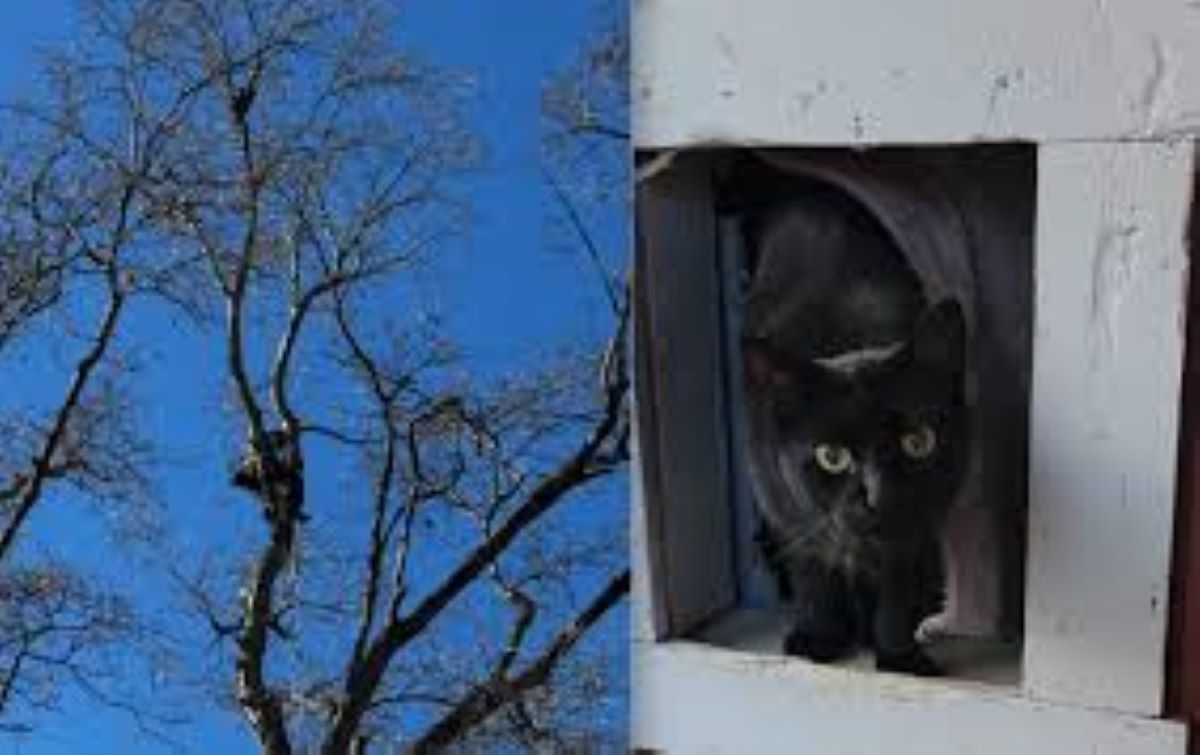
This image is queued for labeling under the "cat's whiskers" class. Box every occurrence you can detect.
[770,512,839,560]
[769,486,865,562]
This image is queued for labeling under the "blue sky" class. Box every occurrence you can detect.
[0,1,627,752]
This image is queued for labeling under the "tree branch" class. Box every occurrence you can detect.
[0,182,135,563]
[409,570,630,753]
[320,325,629,752]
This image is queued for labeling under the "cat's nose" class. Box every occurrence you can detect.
[861,467,883,510]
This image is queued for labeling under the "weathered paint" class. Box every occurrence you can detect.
[1025,142,1193,715]
[633,640,1189,754]
[633,0,1200,147]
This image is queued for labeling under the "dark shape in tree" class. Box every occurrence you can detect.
[232,428,307,524]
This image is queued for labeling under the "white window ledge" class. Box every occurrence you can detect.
[634,639,1188,755]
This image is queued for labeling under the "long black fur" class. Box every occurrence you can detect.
[730,158,968,676]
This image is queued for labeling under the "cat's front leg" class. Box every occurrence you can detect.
[782,561,855,663]
[874,547,942,677]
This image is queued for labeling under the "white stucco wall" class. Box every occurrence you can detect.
[633,0,1200,147]
[632,1,1197,751]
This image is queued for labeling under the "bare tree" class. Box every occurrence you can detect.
[0,22,166,726]
[0,0,630,751]
[0,0,633,744]
[542,3,630,215]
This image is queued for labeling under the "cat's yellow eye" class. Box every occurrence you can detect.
[900,425,938,460]
[813,443,855,475]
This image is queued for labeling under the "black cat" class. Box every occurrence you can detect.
[737,171,968,677]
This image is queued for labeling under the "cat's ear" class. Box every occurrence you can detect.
[911,299,966,376]
[744,338,788,389]
[743,337,820,390]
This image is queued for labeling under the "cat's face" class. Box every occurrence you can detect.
[747,301,968,548]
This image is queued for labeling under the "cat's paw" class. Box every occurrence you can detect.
[875,647,942,677]
[783,627,854,663]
